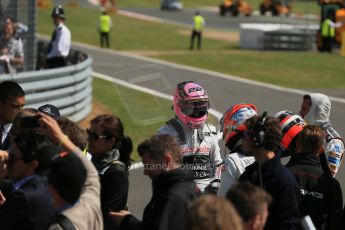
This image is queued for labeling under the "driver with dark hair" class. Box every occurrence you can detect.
[239,113,300,230]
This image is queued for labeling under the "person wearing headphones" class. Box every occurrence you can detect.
[46,5,71,69]
[239,113,300,230]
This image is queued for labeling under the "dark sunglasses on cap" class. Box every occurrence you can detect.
[86,129,108,141]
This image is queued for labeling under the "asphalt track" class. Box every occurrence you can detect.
[70,40,345,218]
[55,0,319,30]
[52,1,344,218]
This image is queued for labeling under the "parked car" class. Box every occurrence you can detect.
[160,0,183,11]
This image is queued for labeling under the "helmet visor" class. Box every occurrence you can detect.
[180,100,209,118]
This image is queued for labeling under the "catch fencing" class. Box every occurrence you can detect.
[1,40,93,122]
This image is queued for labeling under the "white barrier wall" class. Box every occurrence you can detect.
[1,54,93,122]
[240,23,319,50]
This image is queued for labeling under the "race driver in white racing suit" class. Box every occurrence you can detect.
[217,103,257,196]
[158,81,222,193]
[299,93,344,176]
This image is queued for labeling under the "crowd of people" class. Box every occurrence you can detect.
[0,4,344,230]
[0,79,343,230]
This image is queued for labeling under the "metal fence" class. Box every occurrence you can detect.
[1,42,93,122]
[0,0,36,71]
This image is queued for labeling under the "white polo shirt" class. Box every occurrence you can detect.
[47,22,71,59]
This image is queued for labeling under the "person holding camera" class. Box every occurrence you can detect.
[0,22,24,72]
[239,113,300,230]
[0,45,13,74]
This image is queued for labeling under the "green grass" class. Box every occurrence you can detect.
[38,6,345,90]
[38,7,228,51]
[93,77,173,160]
[155,50,345,89]
[93,77,218,160]
[118,0,227,8]
[117,0,321,15]
[291,1,320,16]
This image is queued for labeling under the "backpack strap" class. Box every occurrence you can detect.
[197,127,205,143]
[54,215,76,230]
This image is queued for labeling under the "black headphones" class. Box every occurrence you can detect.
[251,111,268,147]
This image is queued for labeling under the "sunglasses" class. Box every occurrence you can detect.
[86,129,108,141]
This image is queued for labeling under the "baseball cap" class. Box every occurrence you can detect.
[38,104,61,118]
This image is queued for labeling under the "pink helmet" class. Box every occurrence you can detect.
[220,104,257,150]
[173,81,210,129]
[274,110,305,152]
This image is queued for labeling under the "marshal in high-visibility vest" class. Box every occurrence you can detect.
[98,12,113,48]
[193,14,205,32]
[320,16,342,53]
[190,12,205,50]
[99,14,112,33]
[321,18,335,38]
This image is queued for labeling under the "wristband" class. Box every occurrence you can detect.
[59,135,68,146]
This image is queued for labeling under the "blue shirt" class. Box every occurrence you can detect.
[14,175,37,190]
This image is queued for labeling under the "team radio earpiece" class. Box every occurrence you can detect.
[251,111,268,147]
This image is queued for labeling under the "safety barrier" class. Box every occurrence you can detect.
[1,41,93,122]
[263,30,316,50]
[240,23,318,50]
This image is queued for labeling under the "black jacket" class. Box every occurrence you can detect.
[99,162,129,230]
[239,154,300,230]
[286,153,343,230]
[0,175,56,230]
[120,168,200,230]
